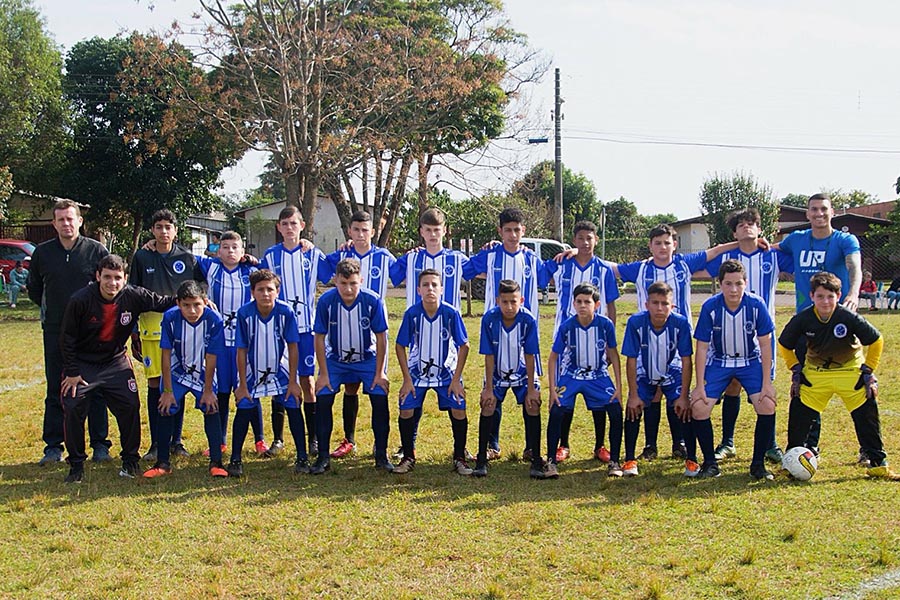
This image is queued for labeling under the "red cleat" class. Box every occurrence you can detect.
[555,446,570,463]
[330,438,356,458]
[595,446,611,463]
[255,440,270,456]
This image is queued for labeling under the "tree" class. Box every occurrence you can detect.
[699,171,779,245]
[509,160,601,237]
[824,188,878,210]
[0,0,68,193]
[602,197,644,239]
[780,193,808,208]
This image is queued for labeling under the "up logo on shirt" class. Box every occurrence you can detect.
[834,323,848,339]
[173,260,186,274]
[799,250,826,269]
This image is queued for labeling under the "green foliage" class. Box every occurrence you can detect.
[820,188,878,210]
[865,200,900,267]
[509,160,601,237]
[0,166,12,219]
[699,171,779,245]
[780,193,808,208]
[390,189,500,255]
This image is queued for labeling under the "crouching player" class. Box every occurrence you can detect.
[546,283,623,479]
[229,270,309,477]
[622,282,693,477]
[679,260,776,480]
[778,271,900,480]
[59,255,176,483]
[394,269,471,475]
[477,279,543,478]
[144,281,227,478]
[311,259,393,474]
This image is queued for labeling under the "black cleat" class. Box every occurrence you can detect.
[226,461,244,478]
[640,445,658,461]
[374,458,394,473]
[64,466,84,484]
[698,462,722,478]
[310,458,330,475]
[750,464,774,480]
[672,442,688,460]
[472,462,488,478]
[308,438,319,458]
[118,462,139,479]
[170,443,190,458]
[293,458,311,474]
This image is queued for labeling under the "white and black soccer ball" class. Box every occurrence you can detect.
[782,446,818,481]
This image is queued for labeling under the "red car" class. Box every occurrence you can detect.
[0,239,35,283]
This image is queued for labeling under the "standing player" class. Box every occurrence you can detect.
[463,207,545,460]
[144,281,228,478]
[394,269,471,475]
[476,279,544,478]
[621,282,693,477]
[130,209,201,461]
[679,260,777,480]
[260,206,327,458]
[311,259,392,474]
[229,270,309,477]
[59,255,175,483]
[324,210,396,459]
[778,272,899,480]
[542,220,619,464]
[546,283,623,479]
[704,208,791,463]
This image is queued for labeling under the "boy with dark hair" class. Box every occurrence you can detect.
[462,207,546,460]
[621,282,693,477]
[394,269,471,475]
[325,209,396,460]
[229,269,310,477]
[546,283,623,478]
[778,271,899,480]
[144,280,227,478]
[130,209,201,461]
[542,219,619,464]
[679,259,777,480]
[311,258,392,474]
[260,206,328,458]
[59,254,176,483]
[476,279,544,478]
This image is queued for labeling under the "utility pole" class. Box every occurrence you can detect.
[554,68,564,242]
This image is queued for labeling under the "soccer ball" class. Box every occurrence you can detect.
[781,446,818,481]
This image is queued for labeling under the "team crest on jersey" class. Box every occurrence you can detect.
[128,378,137,393]
[305,355,316,367]
[241,275,250,286]
[668,339,678,352]
[834,323,848,338]
[440,327,451,341]
[143,356,151,367]
[120,311,132,326]
[360,316,371,329]
[173,260,186,274]
[605,386,616,397]
[370,266,382,279]
[591,276,601,287]
[443,264,456,278]
[523,265,532,278]
[744,321,755,334]
[761,261,773,274]
[675,270,687,283]
[303,257,311,269]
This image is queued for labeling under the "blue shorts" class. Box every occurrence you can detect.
[704,363,764,400]
[216,345,238,392]
[400,386,466,411]
[235,393,300,410]
[161,381,216,415]
[322,358,387,396]
[556,376,619,410]
[493,382,540,405]
[636,373,682,407]
[298,333,315,377]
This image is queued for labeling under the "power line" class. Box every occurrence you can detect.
[561,134,900,155]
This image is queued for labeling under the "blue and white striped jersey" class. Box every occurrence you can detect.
[479,306,540,388]
[195,257,256,346]
[621,311,693,384]
[235,300,300,398]
[390,248,469,310]
[260,244,317,334]
[328,245,396,301]
[705,249,792,318]
[313,288,388,363]
[160,306,225,392]
[552,314,618,381]
[543,256,619,335]
[693,293,774,368]
[463,245,544,316]
[617,252,708,322]
[395,302,468,388]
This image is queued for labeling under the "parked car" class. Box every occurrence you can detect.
[0,239,35,283]
[467,237,572,302]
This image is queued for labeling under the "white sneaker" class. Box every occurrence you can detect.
[453,459,473,476]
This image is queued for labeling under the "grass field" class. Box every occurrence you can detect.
[1,296,899,599]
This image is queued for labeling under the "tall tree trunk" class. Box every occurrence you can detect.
[129,212,143,262]
[378,155,413,247]
[416,152,432,220]
[324,175,352,236]
[301,168,319,239]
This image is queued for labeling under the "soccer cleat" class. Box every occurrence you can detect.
[119,462,139,479]
[595,446,611,463]
[522,448,533,463]
[265,439,284,458]
[543,461,560,479]
[255,440,270,456]
[486,447,502,461]
[91,446,112,463]
[683,459,700,477]
[857,450,871,467]
[142,445,157,462]
[294,458,311,474]
[713,444,736,461]
[40,447,64,466]
[529,464,547,479]
[555,446,570,463]
[750,464,774,481]
[308,438,319,458]
[209,462,228,477]
[310,458,330,475]
[805,445,820,458]
[622,460,639,477]
[698,463,722,478]
[226,461,243,478]
[464,448,476,462]
[607,461,624,477]
[392,446,405,461]
[170,443,190,458]
[472,462,488,477]
[765,446,784,464]
[143,463,173,478]
[330,438,356,459]
[64,466,84,484]
[453,459,474,476]
[374,458,394,473]
[866,465,900,480]
[672,442,688,460]
[640,445,658,461]
[392,456,416,474]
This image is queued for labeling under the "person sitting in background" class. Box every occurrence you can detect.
[8,261,28,308]
[886,273,900,309]
[859,271,878,311]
